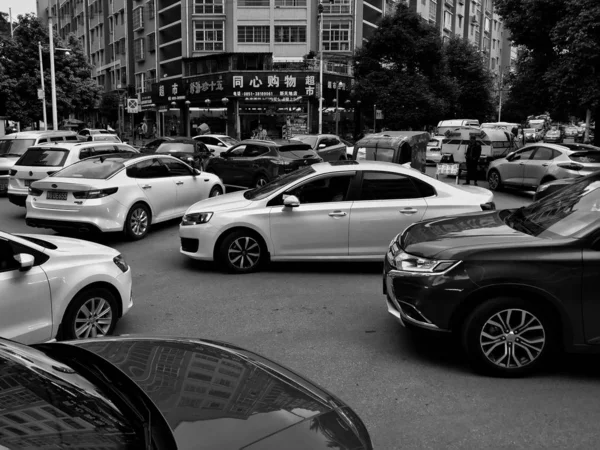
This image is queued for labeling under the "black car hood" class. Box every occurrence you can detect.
[402,210,557,259]
[71,337,370,450]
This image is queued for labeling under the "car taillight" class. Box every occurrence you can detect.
[28,187,43,196]
[9,169,17,176]
[73,187,118,199]
[480,202,496,211]
[557,162,584,171]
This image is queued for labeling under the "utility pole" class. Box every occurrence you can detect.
[38,42,48,131]
[498,71,504,122]
[373,104,377,132]
[334,82,339,135]
[49,10,58,130]
[318,0,324,134]
[9,8,13,38]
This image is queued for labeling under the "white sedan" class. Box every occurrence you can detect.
[193,134,240,156]
[179,160,495,273]
[26,153,225,240]
[0,230,132,344]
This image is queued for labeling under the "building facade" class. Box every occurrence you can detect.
[37,0,396,139]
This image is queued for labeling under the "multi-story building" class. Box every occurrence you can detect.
[37,0,396,138]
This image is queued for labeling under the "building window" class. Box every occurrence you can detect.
[322,22,350,51]
[484,16,491,33]
[238,26,270,43]
[323,0,350,14]
[120,38,126,54]
[443,11,452,30]
[194,0,224,14]
[133,6,144,31]
[429,0,437,22]
[148,0,155,18]
[147,32,156,52]
[492,39,495,49]
[109,17,114,34]
[134,38,145,61]
[194,21,224,50]
[275,0,307,6]
[274,25,306,43]
[238,0,270,6]
[458,15,463,28]
[135,73,145,93]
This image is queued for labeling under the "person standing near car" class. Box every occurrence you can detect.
[463,135,482,186]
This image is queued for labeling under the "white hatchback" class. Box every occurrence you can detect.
[8,142,137,207]
[0,230,133,344]
[179,160,495,273]
[26,153,225,240]
[193,134,240,156]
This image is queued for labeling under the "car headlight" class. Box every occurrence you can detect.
[182,212,213,226]
[273,160,292,166]
[387,248,459,273]
[113,254,129,273]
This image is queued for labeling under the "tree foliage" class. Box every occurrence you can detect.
[0,14,101,127]
[495,0,600,140]
[353,3,494,129]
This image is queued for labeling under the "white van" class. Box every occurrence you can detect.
[437,119,480,136]
[7,141,137,206]
[481,122,519,131]
[0,131,78,194]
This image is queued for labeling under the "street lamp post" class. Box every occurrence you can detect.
[38,42,48,131]
[498,71,504,122]
[333,82,339,136]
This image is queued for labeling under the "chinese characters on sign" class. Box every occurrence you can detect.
[189,79,225,94]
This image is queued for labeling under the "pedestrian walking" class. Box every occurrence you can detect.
[140,121,148,139]
[252,124,268,140]
[463,135,482,186]
[152,123,158,138]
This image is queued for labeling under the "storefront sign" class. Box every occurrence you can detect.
[140,92,153,111]
[152,77,185,105]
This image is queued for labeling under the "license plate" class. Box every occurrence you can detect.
[47,191,68,200]
[24,179,33,187]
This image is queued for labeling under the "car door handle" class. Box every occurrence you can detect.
[400,208,418,214]
[142,184,152,189]
[519,162,525,165]
[328,211,347,217]
[542,163,549,167]
[176,181,184,185]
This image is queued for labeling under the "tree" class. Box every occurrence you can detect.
[0,14,101,128]
[495,0,600,144]
[100,92,121,123]
[353,3,494,130]
[443,36,495,121]
[0,12,11,40]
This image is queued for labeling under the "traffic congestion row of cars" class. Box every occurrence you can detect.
[3,127,600,447]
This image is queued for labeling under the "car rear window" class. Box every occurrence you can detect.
[157,143,195,153]
[0,139,36,156]
[364,147,395,162]
[292,136,318,147]
[220,137,239,146]
[569,152,600,163]
[15,148,69,167]
[54,158,125,179]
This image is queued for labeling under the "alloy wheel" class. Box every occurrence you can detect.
[130,207,148,236]
[74,297,113,339]
[228,236,261,270]
[479,308,545,369]
[488,171,500,190]
[210,187,222,197]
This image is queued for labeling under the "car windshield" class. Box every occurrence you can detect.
[0,139,36,157]
[16,148,69,167]
[156,143,194,153]
[292,136,318,147]
[54,157,126,179]
[0,341,146,449]
[504,176,600,239]
[278,144,313,152]
[427,140,440,146]
[569,151,600,163]
[244,166,315,201]
[220,137,239,146]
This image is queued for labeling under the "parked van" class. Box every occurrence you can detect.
[0,131,78,194]
[7,141,137,206]
[440,127,517,173]
[481,122,519,131]
[353,131,429,173]
[437,119,480,136]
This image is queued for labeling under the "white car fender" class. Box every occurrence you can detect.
[44,262,124,334]
[219,220,274,254]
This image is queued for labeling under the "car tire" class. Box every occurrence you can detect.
[209,185,223,197]
[61,287,118,340]
[461,297,556,377]
[124,203,151,240]
[540,176,555,187]
[254,175,269,188]
[217,230,265,274]
[487,170,503,191]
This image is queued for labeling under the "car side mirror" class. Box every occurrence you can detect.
[283,195,300,208]
[218,143,225,147]
[14,253,35,271]
[193,168,201,176]
[318,143,327,149]
[221,152,230,159]
[209,148,215,153]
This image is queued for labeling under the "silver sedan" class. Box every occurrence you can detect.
[486,143,600,191]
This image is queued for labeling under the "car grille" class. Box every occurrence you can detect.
[181,237,199,253]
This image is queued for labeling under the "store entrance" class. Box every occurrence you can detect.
[239,102,308,140]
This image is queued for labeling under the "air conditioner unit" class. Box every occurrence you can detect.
[471,15,478,23]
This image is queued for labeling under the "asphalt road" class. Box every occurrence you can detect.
[2,181,600,449]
